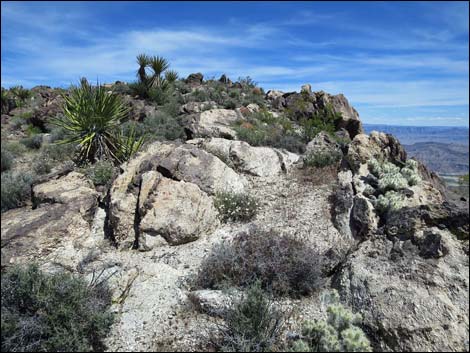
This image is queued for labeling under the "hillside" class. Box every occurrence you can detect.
[1,65,469,352]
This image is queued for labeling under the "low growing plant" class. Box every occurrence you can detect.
[216,281,286,352]
[1,264,114,352]
[196,228,323,297]
[1,171,35,212]
[303,149,342,169]
[291,290,372,352]
[214,191,259,222]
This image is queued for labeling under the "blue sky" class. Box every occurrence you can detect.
[1,1,469,127]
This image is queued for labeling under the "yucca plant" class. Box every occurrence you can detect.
[149,56,170,88]
[136,53,151,84]
[53,78,141,164]
[165,70,179,84]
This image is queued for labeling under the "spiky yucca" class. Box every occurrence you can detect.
[54,78,143,164]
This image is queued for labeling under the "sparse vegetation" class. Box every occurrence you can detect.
[84,159,116,186]
[20,134,43,150]
[303,149,342,169]
[1,171,34,212]
[1,146,14,172]
[196,228,323,297]
[1,264,114,352]
[299,104,342,142]
[215,281,286,352]
[291,290,372,352]
[214,191,259,222]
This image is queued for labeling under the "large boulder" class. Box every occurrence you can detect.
[188,137,300,177]
[32,171,99,221]
[1,171,100,267]
[346,132,407,172]
[333,231,469,352]
[157,144,248,194]
[183,108,244,139]
[186,73,204,86]
[138,171,219,247]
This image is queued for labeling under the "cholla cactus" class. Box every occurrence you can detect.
[375,191,405,214]
[381,161,400,175]
[378,172,408,192]
[292,290,372,352]
[400,167,422,186]
[368,158,382,177]
[405,159,419,170]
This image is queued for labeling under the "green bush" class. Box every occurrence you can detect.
[304,149,342,169]
[196,228,323,297]
[291,290,372,352]
[85,160,116,186]
[1,264,114,352]
[1,171,34,212]
[217,282,285,352]
[214,191,259,222]
[1,146,14,172]
[2,141,28,157]
[224,99,237,109]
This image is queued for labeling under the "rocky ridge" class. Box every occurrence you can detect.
[1,76,468,352]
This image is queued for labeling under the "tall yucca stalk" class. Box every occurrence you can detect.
[54,78,137,164]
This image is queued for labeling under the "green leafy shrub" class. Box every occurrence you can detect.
[54,78,143,164]
[9,85,31,106]
[1,171,34,212]
[224,99,237,109]
[122,111,185,142]
[1,264,114,352]
[196,228,323,297]
[291,290,372,352]
[214,191,259,222]
[304,149,342,169]
[85,160,116,186]
[216,281,285,352]
[1,146,14,172]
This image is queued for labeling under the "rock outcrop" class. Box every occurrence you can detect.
[183,108,244,139]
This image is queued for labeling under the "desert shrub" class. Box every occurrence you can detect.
[54,78,143,164]
[85,160,116,186]
[161,96,182,118]
[214,191,259,222]
[196,228,323,297]
[1,264,114,352]
[1,87,10,113]
[122,111,185,142]
[304,149,342,169]
[459,174,469,186]
[216,281,285,352]
[129,81,150,98]
[148,86,169,105]
[32,156,52,175]
[291,290,371,352]
[1,147,14,172]
[299,104,342,141]
[3,141,28,157]
[1,171,34,212]
[224,99,237,109]
[41,142,77,162]
[191,89,210,102]
[20,134,42,149]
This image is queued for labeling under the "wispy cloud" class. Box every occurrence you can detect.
[1,1,468,126]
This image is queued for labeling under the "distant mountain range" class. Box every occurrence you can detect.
[363,124,469,175]
[363,124,469,145]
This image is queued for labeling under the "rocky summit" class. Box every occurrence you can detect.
[1,73,468,352]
